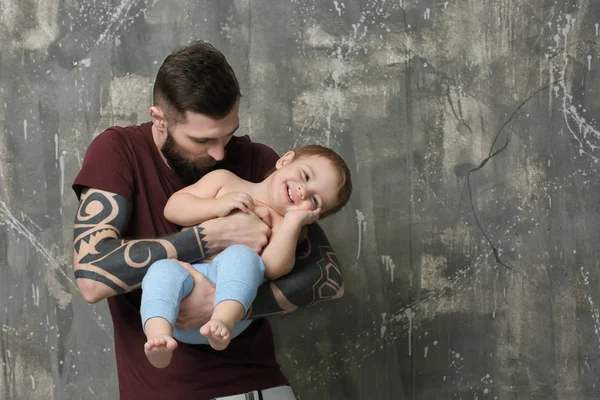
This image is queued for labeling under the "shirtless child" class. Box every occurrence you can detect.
[140,145,352,368]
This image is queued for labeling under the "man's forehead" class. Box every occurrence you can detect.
[178,110,239,138]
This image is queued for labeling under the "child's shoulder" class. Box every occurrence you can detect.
[203,169,250,190]
[204,168,239,181]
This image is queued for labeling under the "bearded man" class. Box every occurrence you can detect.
[71,41,344,400]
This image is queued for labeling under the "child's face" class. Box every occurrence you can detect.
[270,152,341,215]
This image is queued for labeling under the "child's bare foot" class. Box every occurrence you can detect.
[144,335,178,368]
[200,319,232,350]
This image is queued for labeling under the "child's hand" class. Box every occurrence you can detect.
[215,192,254,216]
[284,207,321,226]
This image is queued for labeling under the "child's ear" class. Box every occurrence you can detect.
[275,151,296,169]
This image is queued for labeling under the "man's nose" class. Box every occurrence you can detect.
[208,144,225,161]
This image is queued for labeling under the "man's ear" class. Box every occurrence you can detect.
[149,106,167,133]
[275,151,296,169]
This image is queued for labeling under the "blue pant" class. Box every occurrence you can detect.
[140,245,265,345]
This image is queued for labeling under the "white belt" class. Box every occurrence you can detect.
[214,385,296,400]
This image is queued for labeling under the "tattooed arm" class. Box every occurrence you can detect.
[245,223,344,319]
[73,187,269,304]
[175,221,344,329]
[75,187,341,321]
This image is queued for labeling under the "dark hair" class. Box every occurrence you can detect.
[293,145,352,218]
[153,41,241,123]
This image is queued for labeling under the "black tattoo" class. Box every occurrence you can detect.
[247,223,344,319]
[75,188,344,313]
[74,270,126,294]
[73,188,209,295]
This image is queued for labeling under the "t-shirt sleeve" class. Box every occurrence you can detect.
[72,129,135,201]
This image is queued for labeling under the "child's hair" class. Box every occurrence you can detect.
[292,145,352,219]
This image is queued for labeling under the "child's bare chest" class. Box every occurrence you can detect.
[215,181,284,230]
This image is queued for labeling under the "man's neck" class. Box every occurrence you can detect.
[151,124,170,168]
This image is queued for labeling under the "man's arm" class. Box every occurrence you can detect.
[245,223,344,318]
[74,187,269,304]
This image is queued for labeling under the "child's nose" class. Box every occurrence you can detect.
[297,184,305,199]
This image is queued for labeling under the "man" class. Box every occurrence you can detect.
[72,41,344,400]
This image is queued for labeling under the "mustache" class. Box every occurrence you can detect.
[160,134,224,184]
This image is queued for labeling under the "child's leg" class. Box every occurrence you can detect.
[140,259,202,367]
[200,244,266,350]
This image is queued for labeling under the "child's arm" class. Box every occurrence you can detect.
[164,169,253,227]
[261,208,320,280]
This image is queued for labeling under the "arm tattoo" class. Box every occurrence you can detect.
[246,223,343,318]
[73,188,209,295]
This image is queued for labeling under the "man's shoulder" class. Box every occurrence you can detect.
[226,135,279,182]
[73,123,152,200]
[84,123,153,163]
[229,135,278,158]
[91,123,150,147]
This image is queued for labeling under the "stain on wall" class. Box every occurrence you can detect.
[1,0,600,399]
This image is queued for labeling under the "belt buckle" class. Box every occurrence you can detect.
[244,390,261,400]
[213,389,262,400]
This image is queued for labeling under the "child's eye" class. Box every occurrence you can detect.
[303,171,309,181]
[312,196,317,206]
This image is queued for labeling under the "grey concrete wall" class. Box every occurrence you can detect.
[1,0,599,399]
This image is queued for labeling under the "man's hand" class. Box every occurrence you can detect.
[175,261,216,330]
[201,210,271,254]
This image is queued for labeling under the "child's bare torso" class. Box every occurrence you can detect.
[202,174,285,262]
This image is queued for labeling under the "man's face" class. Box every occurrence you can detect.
[161,102,239,184]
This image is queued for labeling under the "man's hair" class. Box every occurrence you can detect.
[294,145,353,219]
[153,41,241,123]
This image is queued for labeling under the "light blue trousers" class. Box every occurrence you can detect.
[140,245,265,345]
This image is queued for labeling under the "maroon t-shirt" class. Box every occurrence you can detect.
[73,122,288,400]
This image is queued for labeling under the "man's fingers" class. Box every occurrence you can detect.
[174,260,192,267]
[174,260,214,286]
[175,260,195,275]
[253,207,272,226]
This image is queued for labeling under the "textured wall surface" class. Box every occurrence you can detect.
[2,1,600,399]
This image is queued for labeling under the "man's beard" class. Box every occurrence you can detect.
[161,131,220,185]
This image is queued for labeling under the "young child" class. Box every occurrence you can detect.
[140,145,352,368]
